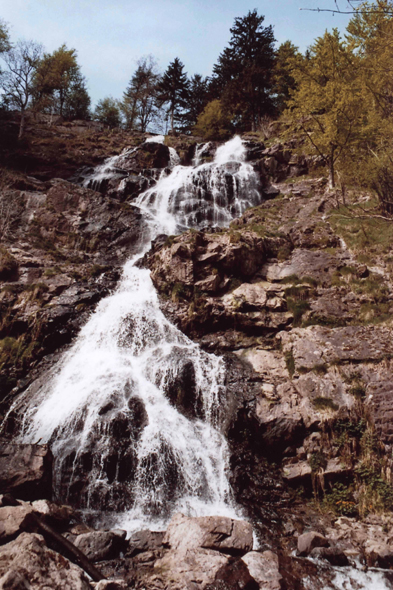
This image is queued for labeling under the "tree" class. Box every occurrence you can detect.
[0,19,10,55]
[193,99,232,140]
[182,74,209,131]
[33,45,90,119]
[94,97,121,128]
[121,55,160,132]
[273,41,299,113]
[1,40,43,138]
[286,29,365,187]
[212,9,276,131]
[157,57,189,133]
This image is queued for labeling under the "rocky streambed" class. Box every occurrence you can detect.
[1,129,393,589]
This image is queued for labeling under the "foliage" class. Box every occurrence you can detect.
[284,349,295,376]
[182,74,209,130]
[94,97,122,128]
[212,9,276,131]
[0,19,10,55]
[33,44,90,120]
[273,40,299,113]
[122,55,161,132]
[286,29,366,188]
[323,482,358,516]
[313,397,339,411]
[0,40,43,138]
[194,99,232,140]
[157,57,189,133]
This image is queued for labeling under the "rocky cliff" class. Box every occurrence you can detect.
[1,120,393,589]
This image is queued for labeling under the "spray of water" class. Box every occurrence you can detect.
[7,136,261,532]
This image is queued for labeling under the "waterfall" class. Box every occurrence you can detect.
[8,136,262,533]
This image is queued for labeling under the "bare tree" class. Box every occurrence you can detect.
[1,40,43,139]
[300,0,393,14]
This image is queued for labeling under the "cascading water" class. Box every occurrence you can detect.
[7,136,262,532]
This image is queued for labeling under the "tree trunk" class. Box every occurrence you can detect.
[329,152,335,188]
[18,109,25,140]
[171,106,174,134]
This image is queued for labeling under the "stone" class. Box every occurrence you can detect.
[73,529,127,562]
[154,547,229,590]
[0,442,52,501]
[310,546,349,566]
[297,532,329,556]
[364,541,393,569]
[0,532,90,589]
[242,550,282,590]
[95,581,128,590]
[127,530,165,557]
[0,504,35,544]
[163,513,253,556]
[31,499,74,526]
[207,557,259,590]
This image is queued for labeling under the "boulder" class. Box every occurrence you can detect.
[73,530,127,562]
[163,513,253,556]
[0,532,90,589]
[0,442,52,501]
[95,581,128,590]
[242,550,282,589]
[0,504,35,544]
[207,557,259,590]
[297,532,329,556]
[364,541,393,569]
[154,547,229,590]
[127,530,165,557]
[310,546,349,566]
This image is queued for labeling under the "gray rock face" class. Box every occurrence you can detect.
[163,513,253,556]
[0,532,91,589]
[0,443,52,501]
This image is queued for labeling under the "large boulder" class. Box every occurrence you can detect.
[0,442,52,501]
[242,551,282,590]
[163,513,253,556]
[0,532,91,589]
[73,530,127,562]
[297,531,329,556]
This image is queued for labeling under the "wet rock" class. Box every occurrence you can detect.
[310,546,349,566]
[206,557,259,590]
[242,550,282,589]
[73,530,127,562]
[0,442,52,501]
[364,542,393,569]
[127,530,165,557]
[154,547,229,590]
[0,532,91,589]
[94,581,128,590]
[0,504,35,544]
[297,531,329,556]
[163,513,253,556]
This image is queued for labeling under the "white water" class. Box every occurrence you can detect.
[10,136,261,532]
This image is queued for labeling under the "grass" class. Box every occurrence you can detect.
[312,396,339,411]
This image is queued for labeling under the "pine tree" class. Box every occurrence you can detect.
[182,74,209,130]
[157,58,189,133]
[273,41,299,113]
[212,9,276,131]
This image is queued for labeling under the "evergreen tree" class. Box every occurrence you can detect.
[212,9,276,131]
[182,74,209,130]
[194,99,232,140]
[122,56,160,132]
[157,57,189,133]
[273,41,299,113]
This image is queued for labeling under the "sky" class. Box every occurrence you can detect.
[1,0,354,107]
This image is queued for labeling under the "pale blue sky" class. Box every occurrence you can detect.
[1,0,353,106]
